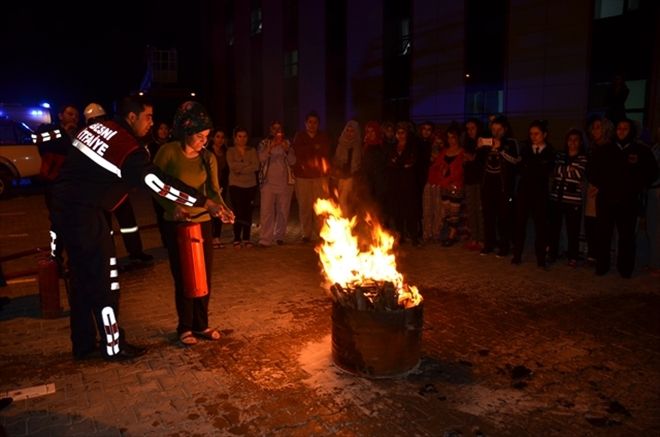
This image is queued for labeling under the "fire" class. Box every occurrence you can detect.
[313,198,422,309]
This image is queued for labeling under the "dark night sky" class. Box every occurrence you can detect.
[1,1,201,115]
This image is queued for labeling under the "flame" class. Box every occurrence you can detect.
[313,198,422,309]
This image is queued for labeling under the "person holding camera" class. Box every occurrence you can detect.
[476,115,519,257]
[257,121,297,247]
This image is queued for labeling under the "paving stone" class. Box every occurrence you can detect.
[1,189,659,435]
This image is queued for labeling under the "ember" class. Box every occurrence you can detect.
[313,198,423,310]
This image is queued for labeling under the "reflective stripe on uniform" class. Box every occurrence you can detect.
[101,306,120,356]
[120,226,138,234]
[72,139,122,177]
[143,173,197,207]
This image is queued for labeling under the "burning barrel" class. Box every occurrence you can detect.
[313,198,425,378]
[332,301,423,378]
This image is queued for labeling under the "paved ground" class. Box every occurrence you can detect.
[0,186,659,436]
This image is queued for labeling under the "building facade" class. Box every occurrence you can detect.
[202,0,659,142]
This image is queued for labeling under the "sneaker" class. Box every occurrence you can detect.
[567,259,577,268]
[129,252,154,263]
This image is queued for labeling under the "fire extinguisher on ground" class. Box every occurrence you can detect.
[38,254,61,318]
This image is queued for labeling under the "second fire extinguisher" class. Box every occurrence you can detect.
[176,222,208,298]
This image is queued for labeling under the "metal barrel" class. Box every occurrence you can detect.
[331,301,423,378]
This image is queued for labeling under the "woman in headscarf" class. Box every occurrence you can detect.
[332,120,362,216]
[357,121,387,219]
[153,101,233,346]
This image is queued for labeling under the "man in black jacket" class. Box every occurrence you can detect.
[50,95,232,361]
[588,118,658,278]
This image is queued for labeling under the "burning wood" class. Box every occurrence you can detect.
[314,199,423,311]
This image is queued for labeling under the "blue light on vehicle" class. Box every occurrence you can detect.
[30,109,44,117]
[40,102,51,109]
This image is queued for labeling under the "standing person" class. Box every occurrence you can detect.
[147,121,171,247]
[84,102,153,264]
[438,124,465,246]
[511,120,555,267]
[386,122,420,246]
[227,126,259,248]
[292,111,331,243]
[463,118,485,251]
[34,104,79,265]
[50,96,229,361]
[548,129,588,267]
[477,115,519,257]
[584,115,614,262]
[332,120,362,216]
[637,127,660,275]
[209,128,229,248]
[257,121,297,246]
[588,118,658,278]
[358,121,387,220]
[153,101,234,346]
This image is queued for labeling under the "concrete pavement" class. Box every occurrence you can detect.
[0,187,658,436]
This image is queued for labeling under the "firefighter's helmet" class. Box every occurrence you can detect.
[83,103,106,124]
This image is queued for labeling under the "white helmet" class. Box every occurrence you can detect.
[83,102,106,123]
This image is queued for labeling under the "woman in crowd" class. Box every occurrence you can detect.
[332,120,362,216]
[584,115,613,263]
[209,128,229,248]
[463,118,485,251]
[548,129,588,267]
[227,126,259,248]
[438,124,465,246]
[358,121,387,220]
[257,121,297,247]
[148,121,171,247]
[386,122,420,246]
[153,101,233,346]
[422,128,445,243]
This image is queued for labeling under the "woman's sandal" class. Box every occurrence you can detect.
[179,331,198,346]
[193,328,221,341]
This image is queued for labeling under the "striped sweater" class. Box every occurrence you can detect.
[549,152,587,205]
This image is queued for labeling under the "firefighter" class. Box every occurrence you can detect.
[49,95,233,361]
[34,104,80,268]
[84,102,154,264]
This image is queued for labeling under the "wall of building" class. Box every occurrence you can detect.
[297,0,327,132]
[410,0,466,125]
[505,0,591,143]
[261,4,285,134]
[345,0,384,124]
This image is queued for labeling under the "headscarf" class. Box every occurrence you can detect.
[172,101,213,140]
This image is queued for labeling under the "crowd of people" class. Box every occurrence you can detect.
[194,111,658,280]
[33,97,659,362]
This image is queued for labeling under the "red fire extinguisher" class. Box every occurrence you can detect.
[176,222,208,298]
[38,256,61,318]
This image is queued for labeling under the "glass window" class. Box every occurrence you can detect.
[250,7,263,35]
[284,50,298,78]
[399,18,411,56]
[594,0,624,19]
